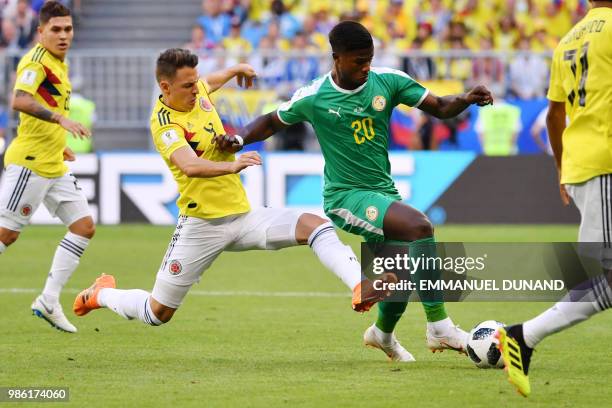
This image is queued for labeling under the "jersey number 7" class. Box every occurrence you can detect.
[563,42,589,107]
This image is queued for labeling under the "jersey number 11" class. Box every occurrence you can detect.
[563,41,589,107]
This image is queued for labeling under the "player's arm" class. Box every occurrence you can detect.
[213,111,288,152]
[546,100,569,206]
[203,63,257,93]
[419,85,493,119]
[12,90,90,138]
[170,145,261,178]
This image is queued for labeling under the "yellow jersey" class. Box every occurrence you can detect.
[150,80,250,219]
[5,43,71,178]
[548,7,612,184]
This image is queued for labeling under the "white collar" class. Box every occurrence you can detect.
[327,71,368,95]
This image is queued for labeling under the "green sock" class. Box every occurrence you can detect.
[375,300,408,333]
[408,237,448,322]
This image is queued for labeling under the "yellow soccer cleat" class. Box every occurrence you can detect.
[496,325,533,397]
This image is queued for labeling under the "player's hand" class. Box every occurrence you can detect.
[59,116,91,139]
[234,63,257,89]
[230,151,262,173]
[63,146,76,162]
[212,134,243,153]
[466,85,493,106]
[559,183,570,206]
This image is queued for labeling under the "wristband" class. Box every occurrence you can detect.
[233,135,244,146]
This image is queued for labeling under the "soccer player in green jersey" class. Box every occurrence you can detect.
[215,21,493,361]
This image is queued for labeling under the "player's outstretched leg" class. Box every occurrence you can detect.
[497,273,612,397]
[73,274,167,326]
[299,215,394,312]
[382,202,468,354]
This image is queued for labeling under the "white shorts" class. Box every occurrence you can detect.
[566,174,612,267]
[151,207,302,308]
[0,164,91,231]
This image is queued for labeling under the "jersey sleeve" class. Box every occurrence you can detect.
[385,69,429,108]
[14,61,45,96]
[152,124,189,160]
[547,48,566,102]
[276,85,313,125]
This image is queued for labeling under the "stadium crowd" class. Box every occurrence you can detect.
[0,0,590,153]
[186,0,588,97]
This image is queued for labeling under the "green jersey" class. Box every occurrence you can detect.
[277,67,428,198]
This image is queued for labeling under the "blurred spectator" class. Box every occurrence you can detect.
[183,25,215,53]
[222,18,253,66]
[438,37,471,82]
[403,25,437,80]
[224,0,250,26]
[301,14,328,52]
[469,36,505,97]
[4,0,37,50]
[249,36,284,87]
[509,36,548,99]
[372,38,400,70]
[417,0,452,41]
[529,21,558,52]
[197,0,231,45]
[259,20,289,52]
[311,4,337,36]
[543,0,572,40]
[476,99,522,156]
[494,15,519,51]
[285,31,319,86]
[267,0,301,40]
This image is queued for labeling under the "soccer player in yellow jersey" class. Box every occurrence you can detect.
[0,1,92,333]
[497,1,612,397]
[73,48,391,329]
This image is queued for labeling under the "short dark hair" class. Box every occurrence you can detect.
[156,48,198,82]
[39,1,71,25]
[329,21,373,53]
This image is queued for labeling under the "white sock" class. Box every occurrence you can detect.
[98,288,162,326]
[372,324,394,344]
[427,316,454,336]
[0,241,6,254]
[523,275,611,348]
[42,232,90,302]
[308,222,362,289]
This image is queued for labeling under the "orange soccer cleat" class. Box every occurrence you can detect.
[351,272,398,312]
[73,274,116,316]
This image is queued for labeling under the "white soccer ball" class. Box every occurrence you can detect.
[466,320,505,369]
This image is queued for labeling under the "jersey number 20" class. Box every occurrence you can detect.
[352,118,376,144]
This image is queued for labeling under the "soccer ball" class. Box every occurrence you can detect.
[466,320,505,369]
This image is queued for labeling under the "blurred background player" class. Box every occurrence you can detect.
[0,1,92,333]
[497,0,612,397]
[65,75,95,153]
[73,49,391,328]
[215,21,494,362]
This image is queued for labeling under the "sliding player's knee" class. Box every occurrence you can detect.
[69,216,96,239]
[150,300,176,324]
[295,213,329,244]
[0,228,19,246]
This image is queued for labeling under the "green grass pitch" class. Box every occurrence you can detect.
[1,224,610,407]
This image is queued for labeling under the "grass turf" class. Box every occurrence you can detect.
[1,224,610,407]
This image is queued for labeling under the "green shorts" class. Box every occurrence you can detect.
[324,189,401,243]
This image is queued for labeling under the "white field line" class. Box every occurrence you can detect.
[0,288,350,298]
